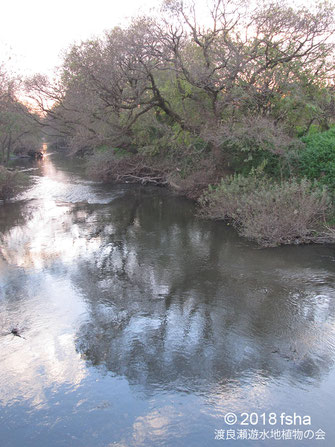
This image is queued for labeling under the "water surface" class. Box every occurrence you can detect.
[0,153,335,446]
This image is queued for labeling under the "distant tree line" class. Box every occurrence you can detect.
[0,66,41,165]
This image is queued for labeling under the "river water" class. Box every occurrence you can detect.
[0,153,335,447]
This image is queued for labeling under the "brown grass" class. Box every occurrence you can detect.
[199,175,333,247]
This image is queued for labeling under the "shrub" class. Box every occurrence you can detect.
[199,174,332,246]
[203,116,301,175]
[300,128,335,191]
[0,167,28,201]
[87,151,169,185]
[87,149,131,179]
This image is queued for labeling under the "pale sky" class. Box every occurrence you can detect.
[0,0,316,78]
[0,0,156,77]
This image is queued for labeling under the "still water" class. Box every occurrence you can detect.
[0,153,335,447]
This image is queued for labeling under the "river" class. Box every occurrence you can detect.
[0,152,335,447]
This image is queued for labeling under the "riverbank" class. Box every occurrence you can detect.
[86,151,335,248]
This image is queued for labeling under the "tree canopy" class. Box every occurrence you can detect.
[26,0,335,161]
[0,66,41,164]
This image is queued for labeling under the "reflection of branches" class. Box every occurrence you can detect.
[71,189,335,394]
[75,283,335,395]
[0,201,27,235]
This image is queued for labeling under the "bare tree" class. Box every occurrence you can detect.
[26,1,335,158]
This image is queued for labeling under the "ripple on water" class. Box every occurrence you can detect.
[16,176,120,205]
[1,155,335,447]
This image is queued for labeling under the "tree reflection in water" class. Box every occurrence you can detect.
[1,156,335,446]
[73,188,335,395]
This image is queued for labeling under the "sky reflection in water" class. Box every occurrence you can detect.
[0,154,335,447]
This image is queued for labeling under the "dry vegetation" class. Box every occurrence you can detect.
[199,176,333,247]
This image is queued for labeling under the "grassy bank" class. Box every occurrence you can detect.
[86,127,335,248]
[196,128,335,246]
[199,174,334,247]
